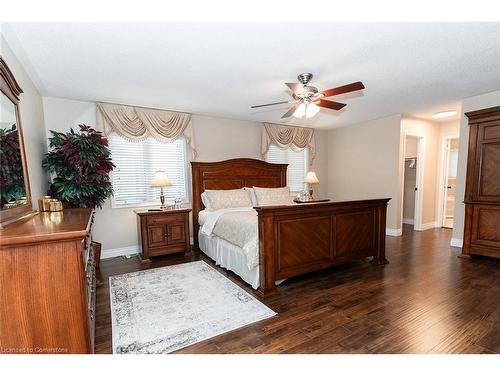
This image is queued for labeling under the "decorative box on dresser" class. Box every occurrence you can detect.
[136,208,191,263]
[0,208,96,354]
[461,105,500,259]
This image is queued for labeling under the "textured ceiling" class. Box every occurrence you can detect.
[3,23,500,128]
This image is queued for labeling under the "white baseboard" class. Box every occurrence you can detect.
[102,245,140,259]
[450,237,463,248]
[420,221,438,231]
[386,228,402,237]
[402,218,414,225]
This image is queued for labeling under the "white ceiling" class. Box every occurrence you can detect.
[3,23,500,129]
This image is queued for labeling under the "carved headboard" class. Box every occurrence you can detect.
[190,158,287,249]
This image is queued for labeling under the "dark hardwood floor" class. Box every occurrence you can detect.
[95,225,500,354]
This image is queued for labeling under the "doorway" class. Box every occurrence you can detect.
[401,135,424,231]
[439,137,459,228]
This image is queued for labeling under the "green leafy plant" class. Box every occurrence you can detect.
[42,124,115,208]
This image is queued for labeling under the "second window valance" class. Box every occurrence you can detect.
[261,122,316,165]
[96,102,196,157]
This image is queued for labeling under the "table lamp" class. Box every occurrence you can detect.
[304,171,319,199]
[151,170,172,210]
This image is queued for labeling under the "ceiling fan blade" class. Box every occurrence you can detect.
[317,99,347,111]
[251,100,290,108]
[321,81,365,98]
[281,104,299,119]
[285,82,304,94]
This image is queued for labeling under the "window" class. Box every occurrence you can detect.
[265,144,308,192]
[109,134,188,208]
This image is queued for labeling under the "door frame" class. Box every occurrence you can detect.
[437,135,460,227]
[400,134,425,231]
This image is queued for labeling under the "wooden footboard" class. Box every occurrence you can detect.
[255,199,390,298]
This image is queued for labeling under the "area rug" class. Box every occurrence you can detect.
[109,261,276,354]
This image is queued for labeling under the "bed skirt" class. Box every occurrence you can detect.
[198,232,260,289]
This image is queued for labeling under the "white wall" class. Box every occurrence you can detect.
[405,136,418,158]
[42,97,328,254]
[452,90,500,246]
[327,115,402,232]
[1,36,48,205]
[42,96,96,137]
[439,120,461,138]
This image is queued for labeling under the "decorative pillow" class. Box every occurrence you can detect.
[203,189,253,211]
[253,186,294,205]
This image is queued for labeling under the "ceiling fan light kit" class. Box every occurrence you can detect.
[251,73,365,120]
[293,102,320,119]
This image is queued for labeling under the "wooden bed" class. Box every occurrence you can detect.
[191,158,389,298]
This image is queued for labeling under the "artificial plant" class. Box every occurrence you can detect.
[42,124,115,208]
[0,124,25,206]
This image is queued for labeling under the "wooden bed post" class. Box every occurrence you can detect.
[191,162,202,251]
[370,203,390,266]
[256,213,278,298]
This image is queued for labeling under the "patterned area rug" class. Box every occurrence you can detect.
[109,261,276,354]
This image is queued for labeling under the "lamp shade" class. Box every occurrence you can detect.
[151,170,173,188]
[304,171,319,184]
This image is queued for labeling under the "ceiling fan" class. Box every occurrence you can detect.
[251,73,365,119]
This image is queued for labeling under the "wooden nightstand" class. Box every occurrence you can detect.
[136,208,192,263]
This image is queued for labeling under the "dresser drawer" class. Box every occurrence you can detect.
[147,213,184,225]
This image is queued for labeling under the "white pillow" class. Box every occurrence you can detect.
[201,192,210,208]
[243,187,258,206]
[203,189,253,211]
[253,186,294,205]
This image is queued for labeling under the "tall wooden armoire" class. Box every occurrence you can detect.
[462,105,500,259]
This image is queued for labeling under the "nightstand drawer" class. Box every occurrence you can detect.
[148,244,185,257]
[147,213,184,225]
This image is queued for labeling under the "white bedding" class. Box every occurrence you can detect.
[200,207,258,270]
[198,210,210,226]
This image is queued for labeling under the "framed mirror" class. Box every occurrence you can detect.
[0,57,35,227]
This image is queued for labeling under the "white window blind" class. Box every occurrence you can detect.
[265,144,308,192]
[109,133,188,208]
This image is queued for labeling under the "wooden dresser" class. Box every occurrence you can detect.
[136,208,191,262]
[462,106,500,259]
[0,208,96,353]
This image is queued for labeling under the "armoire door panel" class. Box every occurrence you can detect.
[482,121,500,140]
[471,205,500,247]
[477,142,500,199]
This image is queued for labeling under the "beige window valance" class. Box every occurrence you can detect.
[96,102,196,157]
[261,122,316,165]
